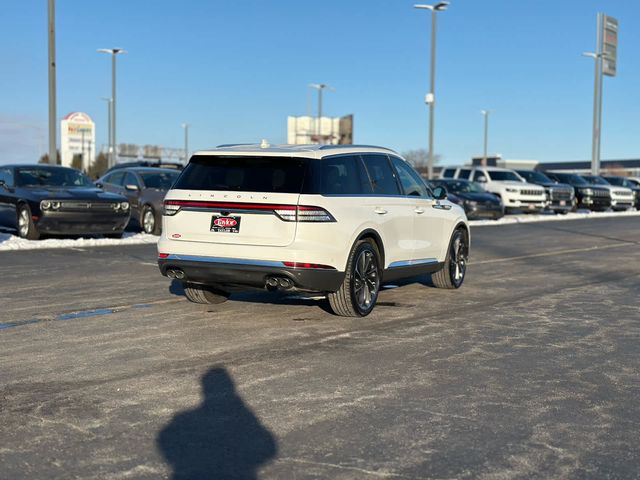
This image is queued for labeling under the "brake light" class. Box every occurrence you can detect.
[163,200,334,222]
[283,262,336,270]
[158,253,170,259]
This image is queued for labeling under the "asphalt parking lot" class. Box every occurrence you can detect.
[1,216,639,479]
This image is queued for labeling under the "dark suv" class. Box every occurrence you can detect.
[545,172,611,211]
[515,170,575,214]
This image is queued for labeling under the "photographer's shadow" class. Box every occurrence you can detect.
[157,367,277,479]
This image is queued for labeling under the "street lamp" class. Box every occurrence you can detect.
[308,83,334,144]
[100,97,112,164]
[481,110,490,166]
[414,1,449,179]
[97,48,126,168]
[181,123,190,163]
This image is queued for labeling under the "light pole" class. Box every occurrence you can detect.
[47,0,57,164]
[181,123,190,163]
[481,110,490,166]
[97,48,126,168]
[415,1,449,179]
[101,97,112,165]
[583,50,603,176]
[308,83,334,144]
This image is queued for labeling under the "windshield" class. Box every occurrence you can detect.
[487,170,522,182]
[438,180,486,194]
[15,167,93,188]
[517,170,552,183]
[551,173,588,185]
[583,176,610,186]
[140,171,180,190]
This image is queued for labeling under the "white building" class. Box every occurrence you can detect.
[287,115,353,145]
[61,112,95,170]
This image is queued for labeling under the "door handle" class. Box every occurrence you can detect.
[432,201,452,210]
[374,207,388,215]
[414,207,425,214]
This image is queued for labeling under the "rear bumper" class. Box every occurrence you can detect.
[158,255,345,292]
[35,211,130,234]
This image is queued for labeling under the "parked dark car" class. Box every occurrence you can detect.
[602,175,640,209]
[0,165,130,240]
[582,175,635,211]
[102,160,184,177]
[515,169,575,214]
[96,167,180,235]
[430,179,504,220]
[545,172,611,211]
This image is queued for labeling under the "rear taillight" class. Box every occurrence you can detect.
[163,201,181,216]
[158,253,170,259]
[163,200,334,222]
[283,262,336,270]
[274,206,335,223]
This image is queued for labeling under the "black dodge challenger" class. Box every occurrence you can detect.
[0,164,131,240]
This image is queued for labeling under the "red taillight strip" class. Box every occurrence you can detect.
[164,200,297,211]
[158,253,170,259]
[283,261,336,270]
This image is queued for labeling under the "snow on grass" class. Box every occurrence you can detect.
[0,210,638,251]
[0,231,158,251]
[469,209,640,227]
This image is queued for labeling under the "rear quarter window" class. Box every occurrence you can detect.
[361,155,401,195]
[307,155,372,195]
[173,156,307,193]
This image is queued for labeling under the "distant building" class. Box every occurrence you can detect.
[60,112,95,170]
[287,114,353,145]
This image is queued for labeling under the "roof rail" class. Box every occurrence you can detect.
[318,144,397,153]
[215,143,256,148]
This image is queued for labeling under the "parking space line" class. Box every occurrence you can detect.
[471,241,632,265]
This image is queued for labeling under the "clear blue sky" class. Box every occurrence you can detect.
[1,0,638,166]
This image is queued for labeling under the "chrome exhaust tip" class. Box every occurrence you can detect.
[266,277,279,288]
[166,269,177,279]
[278,277,293,290]
[174,270,185,280]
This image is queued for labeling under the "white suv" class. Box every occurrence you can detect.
[157,144,470,317]
[442,166,546,212]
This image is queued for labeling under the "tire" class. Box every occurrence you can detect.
[17,204,40,240]
[142,205,161,235]
[432,228,469,289]
[183,283,230,305]
[328,239,381,317]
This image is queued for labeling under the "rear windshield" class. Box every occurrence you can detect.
[173,156,307,193]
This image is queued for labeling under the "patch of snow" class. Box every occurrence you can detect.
[0,231,158,252]
[470,209,640,227]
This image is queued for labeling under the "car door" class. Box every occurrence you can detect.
[102,171,125,194]
[123,172,142,219]
[360,154,414,267]
[390,156,446,262]
[0,167,16,228]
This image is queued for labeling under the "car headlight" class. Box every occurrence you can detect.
[120,202,130,211]
[505,188,518,193]
[581,188,594,195]
[51,201,61,210]
[464,200,478,207]
[40,200,51,210]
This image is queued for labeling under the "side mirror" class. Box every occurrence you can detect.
[125,184,139,191]
[476,175,487,183]
[94,182,104,189]
[0,179,6,189]
[432,185,448,200]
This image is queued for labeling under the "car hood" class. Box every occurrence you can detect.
[453,192,501,203]
[20,186,127,201]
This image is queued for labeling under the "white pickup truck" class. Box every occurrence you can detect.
[441,166,547,213]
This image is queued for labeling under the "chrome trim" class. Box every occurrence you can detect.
[388,258,439,269]
[181,206,273,215]
[165,254,285,268]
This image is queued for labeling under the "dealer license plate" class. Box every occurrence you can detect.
[210,215,241,233]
